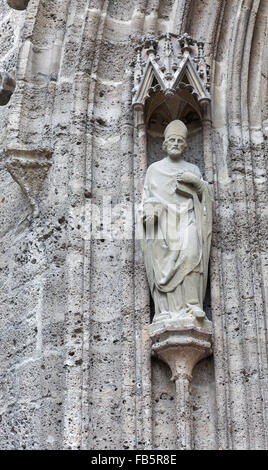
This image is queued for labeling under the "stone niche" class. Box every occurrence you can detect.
[146,86,205,181]
[133,33,216,450]
[133,33,210,173]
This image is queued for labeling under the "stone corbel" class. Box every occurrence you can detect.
[0,72,16,106]
[6,147,52,221]
[7,0,30,10]
[150,319,212,450]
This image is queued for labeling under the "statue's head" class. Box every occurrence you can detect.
[162,120,188,159]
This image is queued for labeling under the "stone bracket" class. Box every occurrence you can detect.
[7,0,30,10]
[150,322,212,449]
[6,147,52,221]
[150,323,212,379]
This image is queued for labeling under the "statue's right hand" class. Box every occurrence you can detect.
[143,203,163,224]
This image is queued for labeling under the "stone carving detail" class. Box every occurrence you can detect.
[7,0,30,10]
[0,72,16,106]
[6,147,52,221]
[132,33,211,115]
[151,326,212,449]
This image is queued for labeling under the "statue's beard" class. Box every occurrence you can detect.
[168,148,183,159]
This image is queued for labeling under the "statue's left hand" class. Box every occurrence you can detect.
[177,171,200,186]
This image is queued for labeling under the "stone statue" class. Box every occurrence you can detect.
[141,120,212,326]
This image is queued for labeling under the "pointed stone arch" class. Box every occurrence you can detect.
[132,33,211,128]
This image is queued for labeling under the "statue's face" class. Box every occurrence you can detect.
[164,134,186,159]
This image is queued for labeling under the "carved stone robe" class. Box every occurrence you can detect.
[141,157,212,316]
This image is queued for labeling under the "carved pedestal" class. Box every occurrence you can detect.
[150,319,212,450]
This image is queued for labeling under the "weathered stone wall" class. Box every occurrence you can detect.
[0,0,267,450]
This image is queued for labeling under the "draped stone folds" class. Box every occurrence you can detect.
[0,0,267,450]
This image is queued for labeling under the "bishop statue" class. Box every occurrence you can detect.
[141,120,212,325]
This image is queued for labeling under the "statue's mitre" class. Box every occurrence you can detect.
[164,120,188,140]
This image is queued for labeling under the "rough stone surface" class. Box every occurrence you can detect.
[0,0,267,450]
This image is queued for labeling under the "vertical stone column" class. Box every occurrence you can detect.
[201,99,213,184]
[133,104,153,449]
[174,373,192,450]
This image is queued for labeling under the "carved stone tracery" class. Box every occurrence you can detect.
[132,33,211,129]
